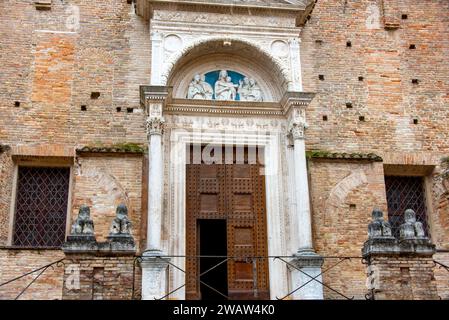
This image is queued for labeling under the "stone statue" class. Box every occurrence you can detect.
[214,70,238,100]
[367,208,393,238]
[109,203,132,236]
[239,77,263,102]
[399,209,426,239]
[70,205,95,235]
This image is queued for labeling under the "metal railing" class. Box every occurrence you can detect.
[0,258,64,300]
[131,254,366,300]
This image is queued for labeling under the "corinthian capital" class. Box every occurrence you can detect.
[146,117,165,136]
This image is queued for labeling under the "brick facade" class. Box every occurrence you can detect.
[62,255,137,300]
[0,0,447,300]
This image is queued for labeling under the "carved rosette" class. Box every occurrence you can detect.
[146,117,165,136]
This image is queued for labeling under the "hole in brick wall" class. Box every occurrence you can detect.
[126,107,134,113]
[14,101,20,107]
[318,75,324,80]
[307,15,311,21]
[346,41,352,47]
[116,107,122,112]
[358,76,364,81]
[401,14,408,20]
[127,0,133,4]
[413,118,419,125]
[412,79,419,84]
[409,44,416,49]
[322,115,328,121]
[359,115,365,122]
[349,204,356,209]
[81,105,87,111]
[90,92,100,99]
[346,102,353,108]
[315,39,323,44]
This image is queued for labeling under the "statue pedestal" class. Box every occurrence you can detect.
[140,251,170,300]
[289,250,324,300]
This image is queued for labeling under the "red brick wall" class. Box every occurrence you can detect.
[72,154,144,249]
[309,159,387,299]
[368,255,439,300]
[62,255,137,300]
[0,249,64,300]
[0,149,14,245]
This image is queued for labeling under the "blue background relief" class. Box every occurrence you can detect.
[204,70,246,101]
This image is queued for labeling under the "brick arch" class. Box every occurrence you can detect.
[324,170,368,215]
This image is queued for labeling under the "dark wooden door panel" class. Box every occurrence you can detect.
[186,145,269,300]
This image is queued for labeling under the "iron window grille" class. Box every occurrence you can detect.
[12,167,70,248]
[385,176,429,238]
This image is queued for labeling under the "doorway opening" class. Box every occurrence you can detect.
[198,219,228,300]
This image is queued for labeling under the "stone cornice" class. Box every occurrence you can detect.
[281,91,315,115]
[306,151,383,162]
[76,144,147,155]
[165,98,284,116]
[162,92,315,117]
[137,0,313,23]
[148,0,309,11]
[140,85,172,107]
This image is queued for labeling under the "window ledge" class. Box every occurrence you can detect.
[0,246,62,251]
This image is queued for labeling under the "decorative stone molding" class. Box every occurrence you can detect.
[140,85,172,110]
[288,120,306,140]
[140,254,170,300]
[306,151,383,162]
[289,251,324,300]
[161,36,291,92]
[76,144,146,155]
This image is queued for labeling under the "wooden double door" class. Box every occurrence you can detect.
[186,145,270,300]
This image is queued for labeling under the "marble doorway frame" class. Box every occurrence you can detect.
[168,128,288,300]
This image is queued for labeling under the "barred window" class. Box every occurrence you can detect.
[385,176,429,238]
[13,167,70,248]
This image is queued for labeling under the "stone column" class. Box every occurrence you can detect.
[287,105,323,300]
[140,87,171,300]
[146,116,164,253]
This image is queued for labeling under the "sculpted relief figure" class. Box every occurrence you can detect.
[214,70,238,101]
[239,77,263,102]
[201,74,213,99]
[186,70,264,102]
[187,74,213,100]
